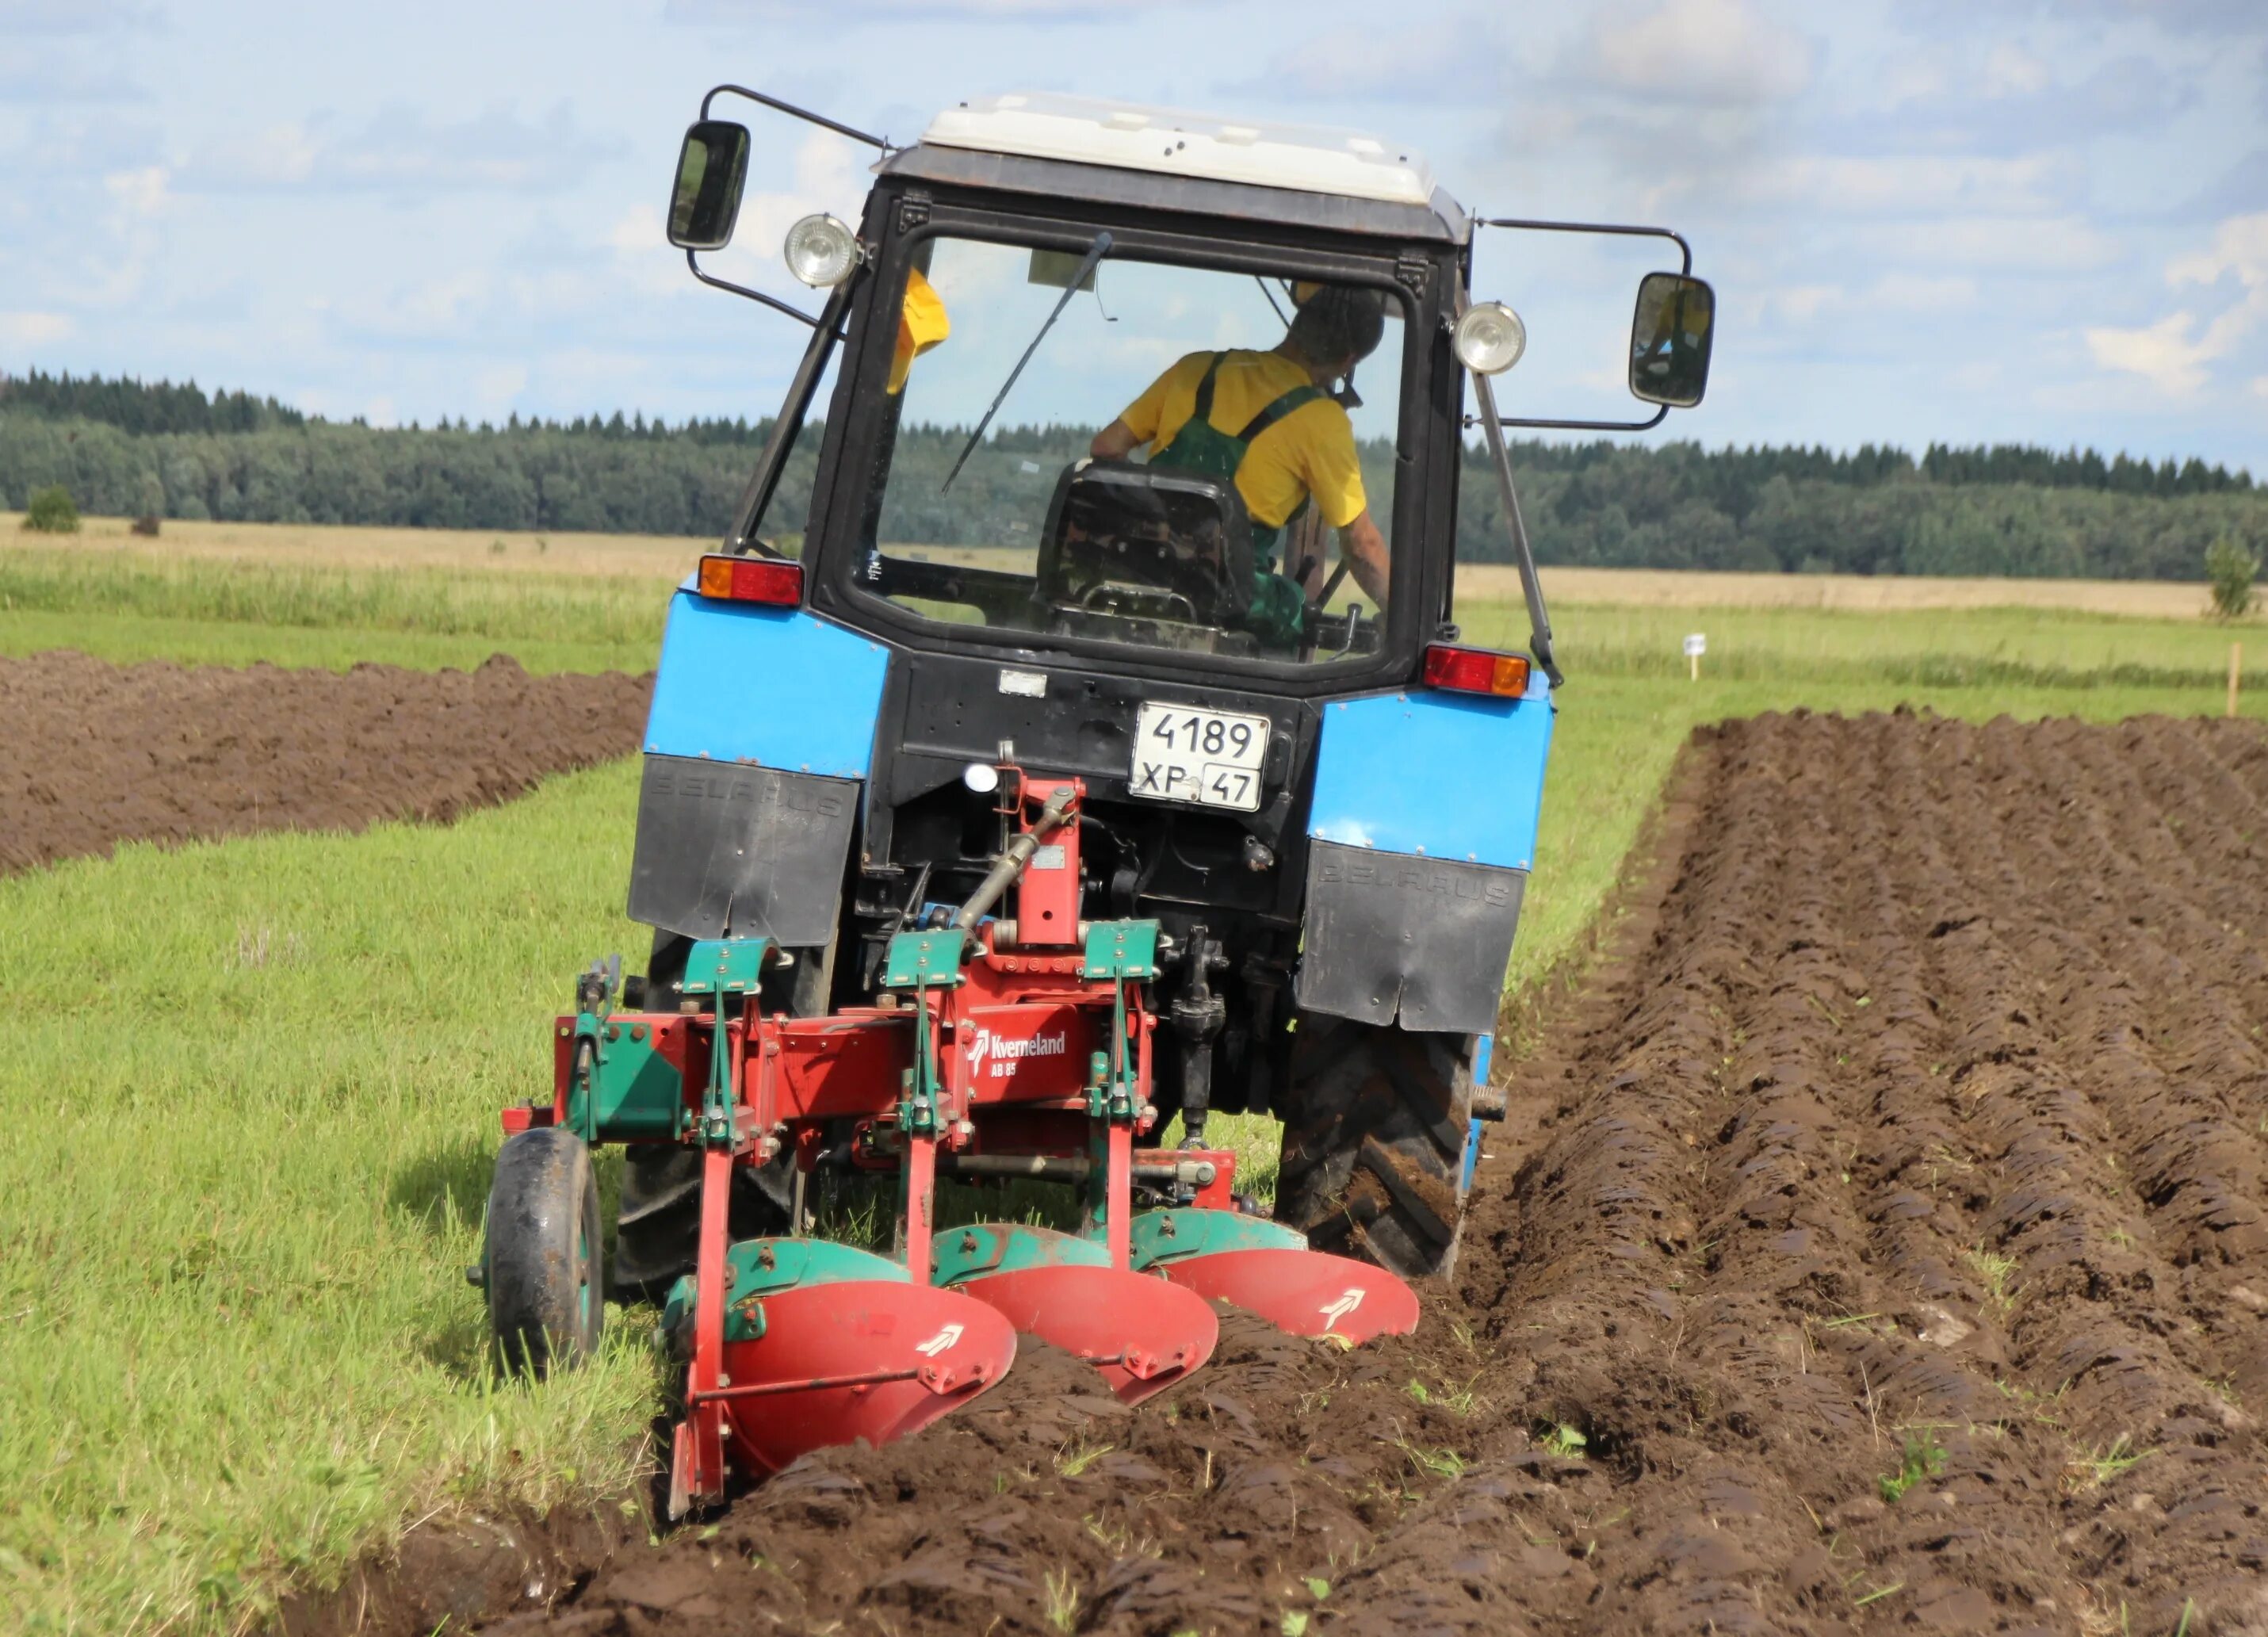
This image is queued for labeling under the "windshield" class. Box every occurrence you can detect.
[850,234,1407,666]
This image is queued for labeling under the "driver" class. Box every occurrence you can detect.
[1088,286,1390,635]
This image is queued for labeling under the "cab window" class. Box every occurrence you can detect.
[854,235,1406,666]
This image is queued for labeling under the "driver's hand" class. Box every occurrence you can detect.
[1338,511,1390,609]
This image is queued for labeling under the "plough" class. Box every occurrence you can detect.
[488,770,1415,1513]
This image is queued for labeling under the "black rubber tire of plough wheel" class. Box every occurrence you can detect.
[1273,1015,1476,1281]
[485,1127,604,1376]
[610,1146,794,1305]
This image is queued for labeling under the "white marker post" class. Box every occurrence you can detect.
[1684,631,1707,683]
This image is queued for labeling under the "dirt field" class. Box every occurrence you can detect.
[299,708,2267,1637]
[0,649,651,874]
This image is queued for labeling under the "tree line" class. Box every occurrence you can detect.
[2,370,2261,579]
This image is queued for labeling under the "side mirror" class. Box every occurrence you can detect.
[1628,272,1715,408]
[667,120,752,251]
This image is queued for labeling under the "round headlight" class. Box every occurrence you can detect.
[783,213,860,288]
[1454,301,1527,375]
[962,761,1000,795]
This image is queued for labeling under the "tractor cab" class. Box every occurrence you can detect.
[477,86,1715,1512]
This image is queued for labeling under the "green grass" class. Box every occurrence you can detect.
[1880,1432,1950,1503]
[1463,597,2263,693]
[0,607,648,675]
[4,553,2262,1634]
[0,761,661,1634]
[0,549,660,675]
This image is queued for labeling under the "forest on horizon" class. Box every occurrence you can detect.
[2,368,2261,582]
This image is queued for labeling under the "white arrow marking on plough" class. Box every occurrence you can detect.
[914,1323,964,1357]
[1319,1288,1365,1329]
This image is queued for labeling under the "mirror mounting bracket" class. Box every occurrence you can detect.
[698,83,892,152]
[685,248,828,330]
[1473,216,1691,433]
[681,84,893,328]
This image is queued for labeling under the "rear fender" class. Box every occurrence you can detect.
[628,589,890,943]
[1295,673,1553,1034]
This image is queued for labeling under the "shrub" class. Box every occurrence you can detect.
[131,514,162,537]
[23,484,80,533]
[2208,533,2258,619]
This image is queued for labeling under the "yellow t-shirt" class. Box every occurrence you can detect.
[1117,350,1368,530]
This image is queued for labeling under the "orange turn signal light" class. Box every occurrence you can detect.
[1421,644,1532,698]
[696,553,803,608]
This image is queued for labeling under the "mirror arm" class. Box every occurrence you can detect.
[722,280,855,554]
[699,83,892,151]
[1466,363,1561,687]
[1471,404,1669,434]
[1476,216,1691,277]
[687,248,828,328]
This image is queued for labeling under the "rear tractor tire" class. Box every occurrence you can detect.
[483,1127,603,1376]
[1274,1016,1477,1281]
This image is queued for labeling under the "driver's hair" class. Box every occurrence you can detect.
[1286,286,1386,368]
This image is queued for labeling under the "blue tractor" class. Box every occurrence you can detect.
[475,86,1712,1507]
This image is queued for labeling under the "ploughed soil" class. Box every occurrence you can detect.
[0,649,652,874]
[300,710,2268,1635]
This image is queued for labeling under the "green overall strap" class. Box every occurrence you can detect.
[1189,351,1223,425]
[1233,381,1324,445]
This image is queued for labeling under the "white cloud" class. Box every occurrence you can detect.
[1268,19,1478,101]
[1872,273,1978,311]
[1871,215,2121,271]
[1749,273,1975,329]
[1980,41,2050,98]
[338,272,494,338]
[1738,153,2067,214]
[102,165,168,217]
[0,311,76,346]
[178,105,620,195]
[2085,212,2268,396]
[1586,0,1817,107]
[1765,284,1842,323]
[2084,312,2218,395]
[474,365,528,411]
[2168,211,2268,296]
[608,205,656,253]
[732,130,868,253]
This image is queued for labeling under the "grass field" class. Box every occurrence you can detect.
[2,526,2262,1634]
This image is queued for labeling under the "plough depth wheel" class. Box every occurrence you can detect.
[481,1127,603,1376]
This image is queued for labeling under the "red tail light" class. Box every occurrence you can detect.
[697,553,803,608]
[1422,644,1532,698]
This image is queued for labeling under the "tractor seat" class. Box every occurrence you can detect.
[1035,459,1260,633]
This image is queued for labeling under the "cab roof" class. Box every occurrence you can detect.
[922,94,1436,207]
[883,94,1468,246]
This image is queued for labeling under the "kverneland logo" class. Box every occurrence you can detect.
[964,1026,1070,1077]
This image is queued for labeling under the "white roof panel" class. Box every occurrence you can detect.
[920,93,1436,208]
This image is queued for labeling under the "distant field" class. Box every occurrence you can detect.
[1,512,700,580]
[1470,561,2227,618]
[6,514,2239,618]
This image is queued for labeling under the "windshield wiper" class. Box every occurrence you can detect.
[942,231,1114,492]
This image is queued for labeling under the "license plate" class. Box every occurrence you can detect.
[1130,702,1269,812]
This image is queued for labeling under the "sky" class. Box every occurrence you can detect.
[2,0,2263,470]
